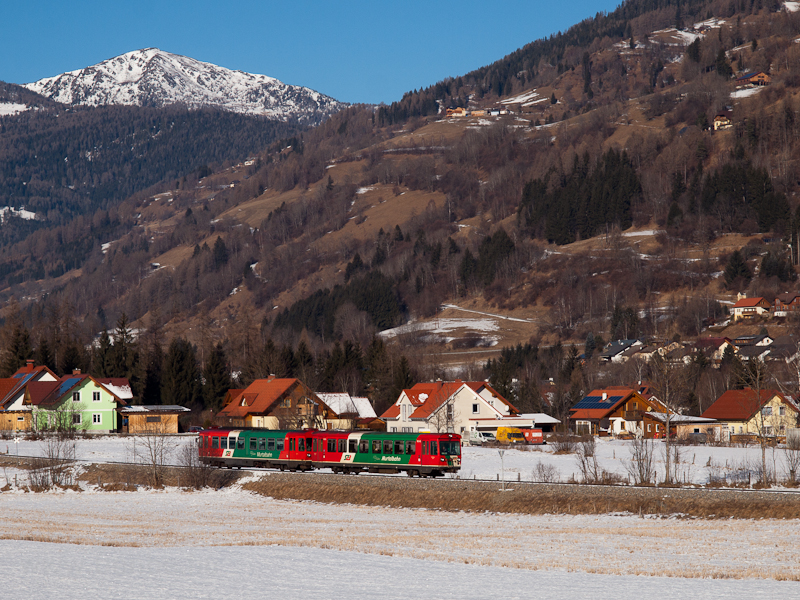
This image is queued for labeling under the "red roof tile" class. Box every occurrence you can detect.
[702,389,795,421]
[732,297,770,308]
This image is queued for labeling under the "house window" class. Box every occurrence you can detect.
[646,424,651,432]
[92,391,101,402]
[17,416,24,422]
[92,414,101,424]
[780,406,786,416]
[472,403,479,414]
[146,416,161,423]
[655,424,660,432]
[281,398,291,408]
[390,427,397,432]
[72,414,81,425]
[72,392,80,402]
[401,427,412,433]
[763,406,773,416]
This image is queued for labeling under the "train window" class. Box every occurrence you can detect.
[440,441,460,455]
[235,437,243,449]
[383,440,392,454]
[298,438,305,452]
[358,439,368,453]
[430,441,438,455]
[267,438,275,450]
[258,438,266,451]
[289,439,296,452]
[277,439,284,451]
[306,438,312,451]
[338,439,347,453]
[371,440,381,453]
[220,437,227,450]
[249,437,256,451]
[212,436,219,449]
[327,439,336,452]
[405,441,414,454]
[394,440,403,454]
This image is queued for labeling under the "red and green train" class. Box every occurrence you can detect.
[198,428,461,477]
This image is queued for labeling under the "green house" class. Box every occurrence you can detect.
[24,373,131,433]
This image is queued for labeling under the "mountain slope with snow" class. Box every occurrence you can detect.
[24,48,345,123]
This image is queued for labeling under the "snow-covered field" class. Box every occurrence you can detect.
[2,434,796,485]
[2,436,800,597]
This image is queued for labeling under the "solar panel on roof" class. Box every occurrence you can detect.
[55,377,82,397]
[573,395,623,409]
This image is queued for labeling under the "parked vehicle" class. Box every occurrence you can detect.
[496,427,526,445]
[519,428,544,445]
[468,430,497,446]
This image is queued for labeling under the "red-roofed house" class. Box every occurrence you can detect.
[215,377,338,429]
[569,387,668,437]
[695,337,737,363]
[702,388,798,439]
[0,360,59,431]
[732,296,771,321]
[381,380,519,436]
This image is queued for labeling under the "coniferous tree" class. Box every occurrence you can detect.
[724,250,752,288]
[35,335,55,372]
[0,324,32,377]
[93,329,113,377]
[161,337,201,408]
[202,342,231,411]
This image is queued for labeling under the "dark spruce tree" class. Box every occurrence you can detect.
[202,343,232,412]
[161,337,201,408]
[724,250,752,289]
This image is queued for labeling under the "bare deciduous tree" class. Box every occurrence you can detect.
[625,437,655,485]
[131,420,178,487]
[647,355,689,484]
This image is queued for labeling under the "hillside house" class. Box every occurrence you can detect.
[732,296,771,320]
[702,388,799,439]
[695,337,737,363]
[381,380,519,437]
[773,293,800,316]
[598,339,643,363]
[0,361,59,431]
[24,371,130,433]
[569,387,668,437]
[215,377,338,429]
[736,71,771,86]
[446,107,468,117]
[713,111,733,130]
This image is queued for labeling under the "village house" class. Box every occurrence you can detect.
[598,339,643,363]
[381,380,519,437]
[713,111,733,130]
[316,392,379,430]
[118,405,191,434]
[24,370,130,433]
[731,296,771,320]
[569,387,668,437]
[0,360,59,431]
[773,293,800,316]
[695,337,737,363]
[215,376,338,429]
[735,71,771,87]
[701,388,799,440]
[645,413,724,440]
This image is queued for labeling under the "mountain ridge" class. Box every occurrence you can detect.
[24,48,346,123]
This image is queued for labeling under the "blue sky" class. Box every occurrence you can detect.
[2,0,623,105]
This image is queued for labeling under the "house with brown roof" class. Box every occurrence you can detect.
[731,296,771,320]
[381,380,519,436]
[736,71,771,86]
[713,111,733,131]
[0,360,59,431]
[24,370,130,433]
[695,337,737,363]
[702,388,799,440]
[569,387,668,437]
[215,376,338,429]
[773,293,800,316]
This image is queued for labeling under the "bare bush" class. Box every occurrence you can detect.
[130,423,179,487]
[178,442,214,489]
[576,437,602,483]
[27,435,76,490]
[551,434,578,454]
[784,435,800,484]
[532,461,560,483]
[625,438,655,485]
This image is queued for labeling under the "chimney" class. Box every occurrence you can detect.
[602,392,608,401]
[25,359,34,372]
[73,368,81,375]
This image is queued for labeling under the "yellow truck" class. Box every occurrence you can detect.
[495,427,526,445]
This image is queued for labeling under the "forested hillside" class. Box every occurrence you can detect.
[2,0,800,419]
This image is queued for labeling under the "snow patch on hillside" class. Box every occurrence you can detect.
[0,102,29,116]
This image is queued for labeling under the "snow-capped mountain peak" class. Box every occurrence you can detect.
[24,48,345,123]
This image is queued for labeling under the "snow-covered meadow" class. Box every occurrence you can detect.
[2,436,800,597]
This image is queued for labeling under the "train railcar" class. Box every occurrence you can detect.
[197,429,461,477]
